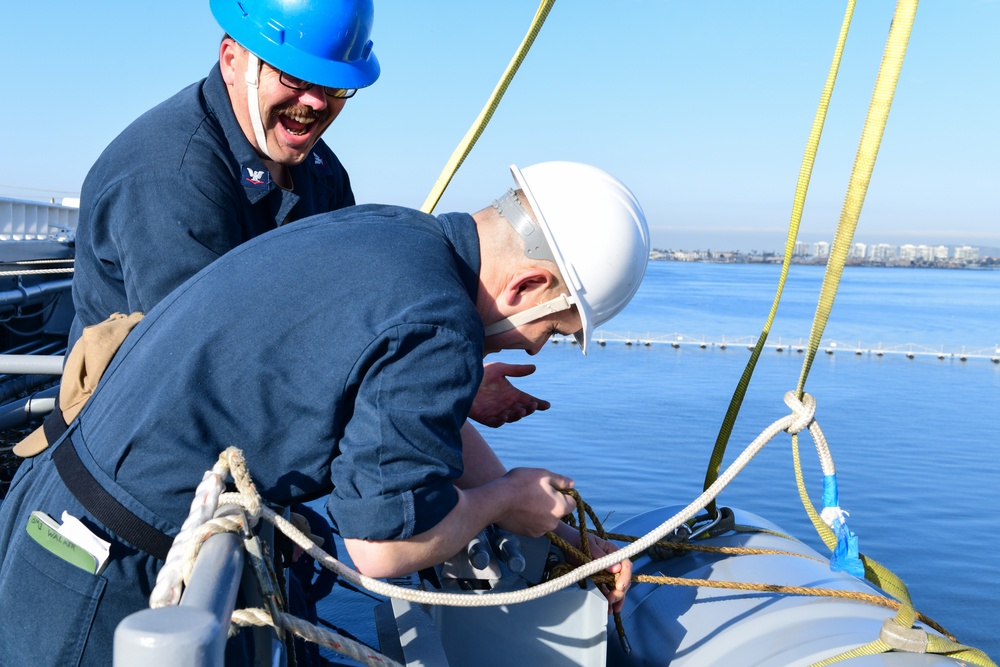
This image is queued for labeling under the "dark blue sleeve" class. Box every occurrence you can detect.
[94,169,245,315]
[327,323,482,541]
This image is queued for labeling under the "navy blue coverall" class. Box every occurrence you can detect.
[0,206,484,666]
[69,64,356,348]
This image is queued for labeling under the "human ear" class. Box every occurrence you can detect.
[219,39,241,86]
[505,269,555,306]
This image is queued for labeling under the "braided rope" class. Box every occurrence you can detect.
[8,258,74,264]
[149,450,237,607]
[148,398,996,663]
[783,391,835,475]
[0,267,74,276]
[230,608,403,667]
[204,395,814,608]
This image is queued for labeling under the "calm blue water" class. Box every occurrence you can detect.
[318,262,1000,663]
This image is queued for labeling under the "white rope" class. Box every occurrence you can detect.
[152,391,826,615]
[231,608,404,667]
[149,454,235,607]
[136,393,829,663]
[201,392,823,608]
[783,390,836,476]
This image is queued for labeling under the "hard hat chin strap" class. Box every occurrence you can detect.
[484,294,575,336]
[245,53,274,160]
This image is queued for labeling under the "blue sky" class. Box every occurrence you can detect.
[3,1,997,251]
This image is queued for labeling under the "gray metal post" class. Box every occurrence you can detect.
[114,523,244,666]
[0,353,64,375]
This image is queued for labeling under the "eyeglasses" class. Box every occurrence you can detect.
[278,71,357,99]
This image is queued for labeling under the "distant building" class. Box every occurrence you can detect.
[649,240,986,267]
[867,243,896,261]
[954,245,980,262]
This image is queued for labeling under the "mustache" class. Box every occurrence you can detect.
[275,104,323,120]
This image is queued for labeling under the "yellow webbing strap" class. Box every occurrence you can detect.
[795,0,914,397]
[792,3,995,665]
[420,1,556,214]
[699,1,994,662]
[792,0,917,559]
[702,0,856,515]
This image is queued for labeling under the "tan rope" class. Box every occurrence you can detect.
[231,608,403,667]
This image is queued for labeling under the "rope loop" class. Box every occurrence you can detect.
[784,391,817,435]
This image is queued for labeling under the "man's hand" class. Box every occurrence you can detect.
[493,468,576,538]
[469,362,551,428]
[554,524,632,614]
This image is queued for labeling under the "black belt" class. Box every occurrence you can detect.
[40,401,69,446]
[52,438,174,562]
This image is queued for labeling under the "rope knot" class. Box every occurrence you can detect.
[783,391,816,435]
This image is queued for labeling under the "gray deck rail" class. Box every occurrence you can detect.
[114,508,284,667]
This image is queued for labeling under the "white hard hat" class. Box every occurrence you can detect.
[510,161,650,354]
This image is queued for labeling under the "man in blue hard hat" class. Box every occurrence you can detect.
[66,0,547,429]
[69,0,379,348]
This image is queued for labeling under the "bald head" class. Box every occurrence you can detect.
[471,190,580,354]
[474,189,562,283]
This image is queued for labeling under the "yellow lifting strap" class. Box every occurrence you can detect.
[795,0,912,398]
[794,0,917,566]
[702,0,856,516]
[420,0,556,214]
[702,0,995,663]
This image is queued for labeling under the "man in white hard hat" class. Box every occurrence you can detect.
[0,161,648,666]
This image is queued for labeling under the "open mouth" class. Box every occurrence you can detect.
[276,107,320,137]
[278,112,316,137]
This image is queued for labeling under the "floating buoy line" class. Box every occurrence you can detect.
[548,332,1000,364]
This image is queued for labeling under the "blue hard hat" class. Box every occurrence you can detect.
[210,0,380,89]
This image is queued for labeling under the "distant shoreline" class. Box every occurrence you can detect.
[650,251,999,270]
